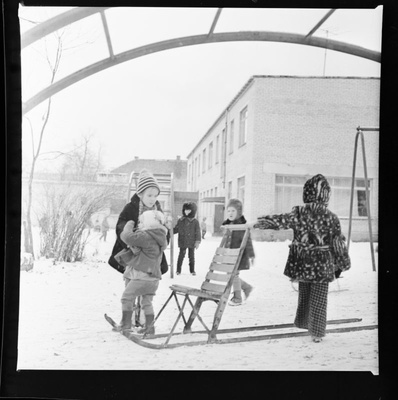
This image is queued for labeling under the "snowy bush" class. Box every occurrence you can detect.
[38,184,114,262]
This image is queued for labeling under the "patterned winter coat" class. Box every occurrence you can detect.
[222,215,255,271]
[173,202,201,249]
[255,174,351,283]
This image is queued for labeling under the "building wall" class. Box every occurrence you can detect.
[187,75,380,240]
[251,76,379,239]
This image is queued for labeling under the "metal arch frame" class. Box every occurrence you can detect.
[21,7,381,115]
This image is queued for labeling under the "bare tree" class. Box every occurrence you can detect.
[23,30,64,256]
[21,13,100,258]
[59,133,104,182]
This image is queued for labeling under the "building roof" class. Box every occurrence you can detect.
[186,74,380,158]
[111,156,187,179]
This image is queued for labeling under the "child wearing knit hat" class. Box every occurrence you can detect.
[108,169,169,328]
[114,210,168,335]
[222,198,255,306]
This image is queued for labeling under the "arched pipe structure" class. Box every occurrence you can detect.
[22,31,381,115]
[20,7,111,49]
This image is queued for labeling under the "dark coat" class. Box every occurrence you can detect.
[173,202,201,249]
[221,215,255,271]
[108,193,169,274]
[255,174,351,283]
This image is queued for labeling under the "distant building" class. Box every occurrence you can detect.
[110,156,187,191]
[22,156,188,229]
[104,155,188,216]
[187,75,379,241]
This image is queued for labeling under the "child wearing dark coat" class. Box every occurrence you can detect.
[115,210,168,335]
[253,174,351,342]
[108,169,169,275]
[173,202,201,275]
[108,169,169,328]
[222,198,255,306]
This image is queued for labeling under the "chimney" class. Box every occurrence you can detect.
[176,155,181,161]
[135,156,139,160]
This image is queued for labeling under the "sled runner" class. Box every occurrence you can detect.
[105,225,378,349]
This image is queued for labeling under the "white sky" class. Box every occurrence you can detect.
[19,6,383,172]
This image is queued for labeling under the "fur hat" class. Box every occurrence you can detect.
[226,198,243,217]
[139,210,165,230]
[137,169,160,195]
[303,174,331,205]
[182,202,197,218]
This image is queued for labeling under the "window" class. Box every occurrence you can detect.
[214,187,218,197]
[220,128,226,178]
[275,175,371,217]
[208,142,213,169]
[229,119,234,154]
[198,154,201,176]
[237,176,245,202]
[239,106,248,147]
[215,135,220,164]
[188,163,191,183]
[202,149,206,173]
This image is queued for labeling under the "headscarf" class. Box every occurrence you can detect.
[302,174,331,205]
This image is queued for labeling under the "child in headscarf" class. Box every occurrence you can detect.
[254,174,351,342]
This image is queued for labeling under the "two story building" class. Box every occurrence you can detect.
[186,75,379,240]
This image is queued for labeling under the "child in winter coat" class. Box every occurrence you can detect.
[115,210,168,335]
[222,198,255,306]
[173,202,201,275]
[253,174,351,342]
[108,169,169,328]
[99,216,109,241]
[200,217,207,239]
[109,169,169,275]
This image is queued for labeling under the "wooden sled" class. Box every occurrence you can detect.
[106,225,378,349]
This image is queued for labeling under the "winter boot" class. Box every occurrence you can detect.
[228,291,243,306]
[243,285,254,300]
[137,314,155,336]
[114,311,133,332]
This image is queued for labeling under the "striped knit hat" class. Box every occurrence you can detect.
[137,169,160,195]
[303,174,331,205]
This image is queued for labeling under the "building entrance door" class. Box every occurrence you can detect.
[213,204,225,236]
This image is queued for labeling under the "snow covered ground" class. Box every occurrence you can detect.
[17,229,378,373]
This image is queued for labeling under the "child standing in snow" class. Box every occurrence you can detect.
[108,169,169,328]
[173,202,201,276]
[222,198,255,306]
[99,215,109,241]
[200,217,207,239]
[114,210,168,335]
[109,169,169,275]
[253,174,351,342]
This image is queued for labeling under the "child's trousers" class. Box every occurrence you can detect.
[294,281,329,337]
[176,247,195,273]
[232,274,251,300]
[121,278,159,315]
